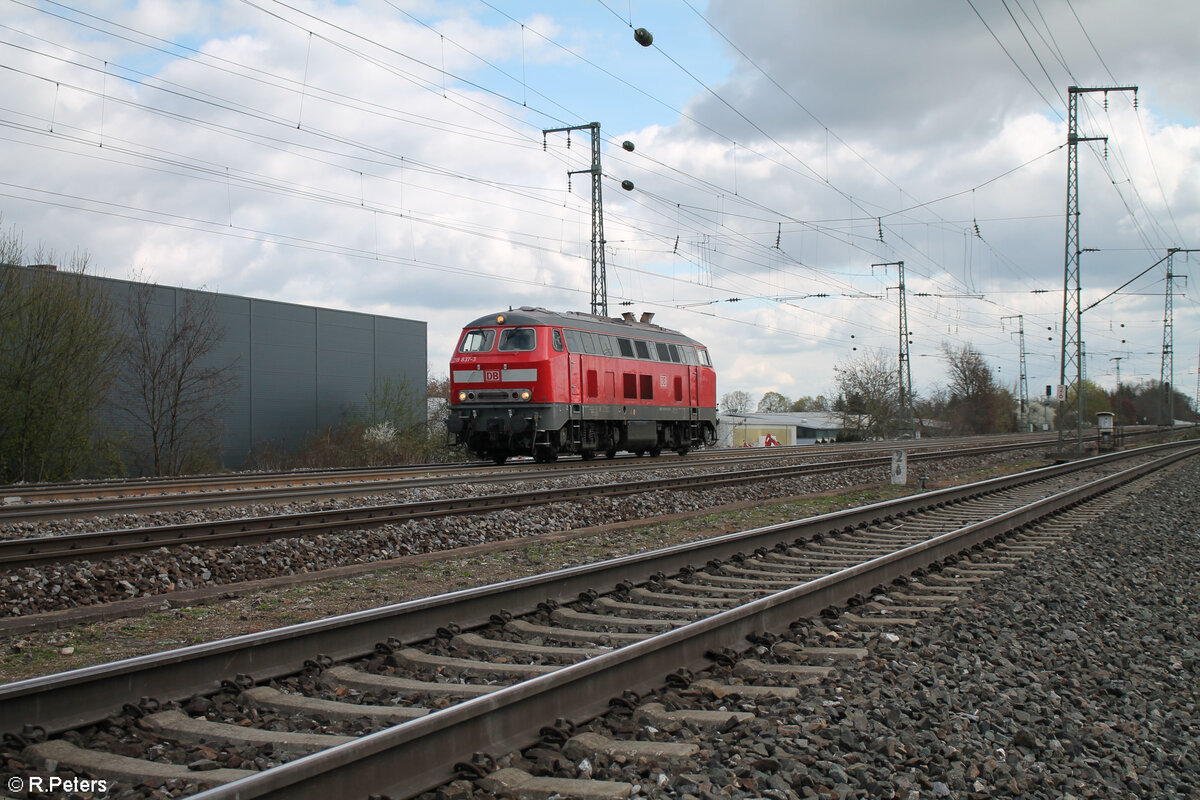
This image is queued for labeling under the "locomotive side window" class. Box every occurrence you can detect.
[597,335,614,356]
[634,340,651,359]
[618,338,635,358]
[552,329,564,352]
[459,329,495,353]
[655,342,670,361]
[498,328,537,351]
[667,344,681,363]
[563,329,583,352]
[696,348,712,366]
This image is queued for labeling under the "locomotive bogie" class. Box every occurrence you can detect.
[447,308,717,463]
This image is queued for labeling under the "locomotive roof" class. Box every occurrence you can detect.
[464,307,707,347]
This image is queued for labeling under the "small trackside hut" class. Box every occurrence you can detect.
[446,307,718,463]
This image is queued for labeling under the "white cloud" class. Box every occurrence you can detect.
[1,0,1196,405]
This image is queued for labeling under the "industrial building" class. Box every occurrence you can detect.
[14,269,426,473]
[718,412,847,447]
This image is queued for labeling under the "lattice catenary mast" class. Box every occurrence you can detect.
[1060,85,1136,452]
[543,122,620,318]
[1161,248,1197,426]
[1003,315,1030,425]
[875,261,913,439]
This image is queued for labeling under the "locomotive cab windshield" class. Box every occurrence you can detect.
[498,328,536,351]
[459,329,495,353]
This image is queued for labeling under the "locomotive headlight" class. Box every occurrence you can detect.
[457,390,468,402]
[519,389,532,401]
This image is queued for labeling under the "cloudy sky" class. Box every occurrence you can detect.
[3,0,1197,408]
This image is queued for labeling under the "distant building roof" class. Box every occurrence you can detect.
[720,412,845,432]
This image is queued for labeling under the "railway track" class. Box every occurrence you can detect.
[0,432,1085,522]
[2,441,1194,799]
[1,439,1052,567]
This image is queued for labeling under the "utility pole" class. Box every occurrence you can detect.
[1110,356,1122,388]
[875,261,913,439]
[543,122,622,317]
[1060,85,1137,453]
[1160,248,1197,426]
[1002,315,1029,427]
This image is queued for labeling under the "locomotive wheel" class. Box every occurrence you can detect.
[634,449,645,457]
[581,450,596,461]
[490,451,507,465]
[676,446,690,456]
[605,447,617,459]
[649,445,662,457]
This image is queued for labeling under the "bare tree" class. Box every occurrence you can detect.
[720,390,753,415]
[757,391,792,413]
[427,374,451,403]
[833,348,898,439]
[0,222,122,482]
[792,395,831,412]
[940,341,1014,434]
[118,281,238,475]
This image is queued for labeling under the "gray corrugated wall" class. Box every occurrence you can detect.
[316,307,376,429]
[251,298,318,453]
[211,293,252,460]
[72,273,426,472]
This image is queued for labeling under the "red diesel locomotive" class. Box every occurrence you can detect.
[446,307,718,463]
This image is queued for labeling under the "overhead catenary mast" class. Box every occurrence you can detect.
[875,261,913,439]
[543,123,636,318]
[1059,85,1137,452]
[1003,315,1029,427]
[1160,248,1197,426]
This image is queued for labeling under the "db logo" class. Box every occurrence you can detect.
[484,370,501,382]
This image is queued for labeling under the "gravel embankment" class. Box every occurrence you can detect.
[466,458,1199,799]
[0,450,1034,617]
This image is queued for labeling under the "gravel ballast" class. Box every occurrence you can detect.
[480,458,1200,800]
[0,452,1196,798]
[0,450,1039,618]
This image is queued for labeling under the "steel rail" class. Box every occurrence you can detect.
[0,432,1057,501]
[0,433,1067,522]
[0,442,819,503]
[1,425,1176,510]
[0,440,1050,566]
[2,440,1191,739]
[0,462,474,499]
[190,441,1200,800]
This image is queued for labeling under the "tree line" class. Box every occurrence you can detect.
[722,343,1194,439]
[0,222,235,483]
